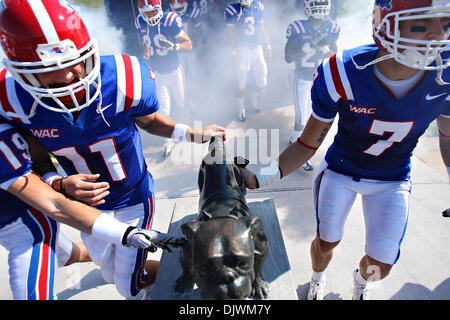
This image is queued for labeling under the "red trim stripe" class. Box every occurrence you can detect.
[121,55,134,111]
[29,208,51,300]
[0,69,22,123]
[329,54,348,101]
[146,195,154,230]
[294,20,304,33]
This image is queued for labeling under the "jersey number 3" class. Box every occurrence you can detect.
[364,120,414,157]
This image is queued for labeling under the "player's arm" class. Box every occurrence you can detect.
[175,31,193,51]
[22,134,110,206]
[134,112,226,143]
[7,172,184,251]
[285,36,303,64]
[260,20,272,62]
[241,116,334,189]
[437,115,450,180]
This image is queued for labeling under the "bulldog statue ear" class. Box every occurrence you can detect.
[181,221,203,238]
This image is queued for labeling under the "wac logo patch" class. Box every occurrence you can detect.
[376,0,392,10]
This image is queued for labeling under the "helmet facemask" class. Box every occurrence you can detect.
[171,1,188,16]
[304,0,330,19]
[139,3,163,26]
[373,6,450,71]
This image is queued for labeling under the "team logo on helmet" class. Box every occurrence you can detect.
[376,0,392,10]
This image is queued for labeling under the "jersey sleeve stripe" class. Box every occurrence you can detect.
[312,110,335,123]
[0,69,24,124]
[165,12,176,27]
[294,20,304,33]
[130,56,142,108]
[114,55,142,112]
[336,51,354,101]
[192,7,199,18]
[324,53,354,102]
[226,5,238,15]
[122,55,135,111]
[322,57,341,102]
[114,54,126,113]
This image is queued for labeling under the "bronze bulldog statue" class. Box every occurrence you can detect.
[174,137,270,300]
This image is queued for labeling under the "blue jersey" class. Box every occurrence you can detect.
[0,122,33,228]
[181,6,201,36]
[0,55,160,210]
[135,11,184,74]
[312,44,450,181]
[286,17,340,80]
[225,1,264,48]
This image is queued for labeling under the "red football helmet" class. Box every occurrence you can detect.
[170,0,188,16]
[138,0,163,26]
[372,0,450,70]
[0,0,101,116]
[304,0,331,19]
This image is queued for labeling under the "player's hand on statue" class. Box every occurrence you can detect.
[60,173,110,206]
[122,227,185,253]
[188,124,227,143]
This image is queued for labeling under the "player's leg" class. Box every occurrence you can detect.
[352,179,411,300]
[235,46,250,122]
[1,210,59,300]
[308,165,358,300]
[248,45,268,112]
[291,76,314,170]
[112,194,157,299]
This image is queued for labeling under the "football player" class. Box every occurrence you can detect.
[240,0,450,300]
[170,0,202,112]
[225,0,272,121]
[285,0,340,171]
[0,124,183,299]
[136,0,194,157]
[0,0,225,299]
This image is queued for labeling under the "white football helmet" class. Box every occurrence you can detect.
[304,0,331,19]
[239,0,253,7]
[170,0,188,16]
[372,0,450,72]
[138,0,163,26]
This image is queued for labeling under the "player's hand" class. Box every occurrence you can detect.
[158,38,179,51]
[187,124,227,143]
[302,42,315,54]
[240,167,258,190]
[122,227,185,253]
[60,174,110,206]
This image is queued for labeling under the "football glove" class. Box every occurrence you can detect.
[158,38,180,51]
[122,227,185,253]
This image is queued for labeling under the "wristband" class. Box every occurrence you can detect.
[173,123,191,142]
[43,172,61,187]
[254,160,282,188]
[91,213,130,246]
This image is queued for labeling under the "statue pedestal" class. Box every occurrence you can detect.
[152,198,298,300]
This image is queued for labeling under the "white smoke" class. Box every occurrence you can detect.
[72,4,125,55]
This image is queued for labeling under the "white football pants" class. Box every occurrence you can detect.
[312,160,411,265]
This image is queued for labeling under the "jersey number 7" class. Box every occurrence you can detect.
[364,119,414,157]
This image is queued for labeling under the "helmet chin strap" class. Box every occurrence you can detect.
[351,49,449,86]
